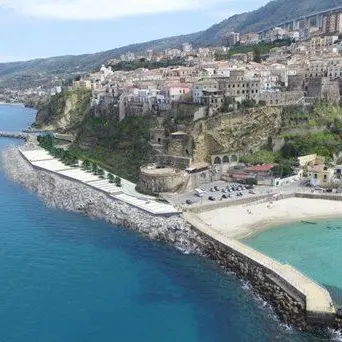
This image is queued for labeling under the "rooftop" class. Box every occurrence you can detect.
[245,164,274,173]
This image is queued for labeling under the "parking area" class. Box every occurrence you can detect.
[166,180,276,209]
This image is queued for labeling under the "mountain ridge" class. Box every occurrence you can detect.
[1,0,342,89]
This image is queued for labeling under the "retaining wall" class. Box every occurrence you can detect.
[187,193,294,214]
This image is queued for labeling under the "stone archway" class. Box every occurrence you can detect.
[214,156,221,164]
[222,156,230,164]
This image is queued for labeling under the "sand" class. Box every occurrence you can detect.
[197,197,342,240]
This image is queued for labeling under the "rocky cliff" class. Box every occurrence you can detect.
[35,89,91,132]
[190,107,282,162]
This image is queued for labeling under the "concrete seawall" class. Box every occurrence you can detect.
[184,212,338,330]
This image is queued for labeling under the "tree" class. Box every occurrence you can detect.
[114,176,122,187]
[98,168,105,178]
[272,160,295,178]
[91,163,98,174]
[107,173,115,183]
[253,47,262,63]
[70,155,79,167]
[82,159,91,170]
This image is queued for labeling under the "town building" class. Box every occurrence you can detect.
[240,32,260,45]
[226,32,240,47]
[323,12,342,35]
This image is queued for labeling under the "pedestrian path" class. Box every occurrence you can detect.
[20,147,180,216]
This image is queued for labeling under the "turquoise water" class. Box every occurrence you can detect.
[244,219,342,307]
[0,105,332,341]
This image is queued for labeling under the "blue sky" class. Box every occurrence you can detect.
[0,0,269,62]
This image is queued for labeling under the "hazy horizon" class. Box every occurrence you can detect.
[0,0,269,63]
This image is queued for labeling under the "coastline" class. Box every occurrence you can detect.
[240,213,342,241]
[2,144,342,333]
[197,197,342,241]
[1,145,203,254]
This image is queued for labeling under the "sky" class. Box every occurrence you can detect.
[0,0,269,62]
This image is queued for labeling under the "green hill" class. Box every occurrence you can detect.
[1,0,341,89]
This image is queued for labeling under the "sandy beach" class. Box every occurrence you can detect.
[197,197,342,240]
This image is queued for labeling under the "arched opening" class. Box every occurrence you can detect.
[158,138,161,144]
[222,156,230,164]
[186,149,189,156]
[214,157,221,164]
[231,155,238,163]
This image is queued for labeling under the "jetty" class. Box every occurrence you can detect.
[0,131,30,140]
[184,212,336,328]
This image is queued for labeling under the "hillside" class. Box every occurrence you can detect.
[1,0,341,89]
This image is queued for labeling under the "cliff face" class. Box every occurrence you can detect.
[35,89,91,132]
[190,107,282,162]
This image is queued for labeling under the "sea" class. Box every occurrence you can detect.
[244,219,342,310]
[0,104,335,341]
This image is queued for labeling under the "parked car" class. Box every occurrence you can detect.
[249,190,256,195]
[214,186,220,191]
[195,188,205,197]
[208,196,216,201]
[186,199,193,205]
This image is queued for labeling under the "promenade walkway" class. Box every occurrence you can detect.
[20,147,180,216]
[184,212,336,321]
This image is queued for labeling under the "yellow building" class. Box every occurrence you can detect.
[299,154,334,185]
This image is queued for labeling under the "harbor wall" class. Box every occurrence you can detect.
[184,213,337,330]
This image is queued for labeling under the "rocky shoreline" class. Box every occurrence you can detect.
[2,145,341,336]
[1,146,203,254]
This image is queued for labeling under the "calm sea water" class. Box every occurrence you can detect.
[0,105,330,341]
[244,219,342,308]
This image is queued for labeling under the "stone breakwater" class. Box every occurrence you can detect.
[0,131,29,139]
[1,146,202,254]
[2,146,341,334]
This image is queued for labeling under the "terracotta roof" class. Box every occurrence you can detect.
[245,164,274,172]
